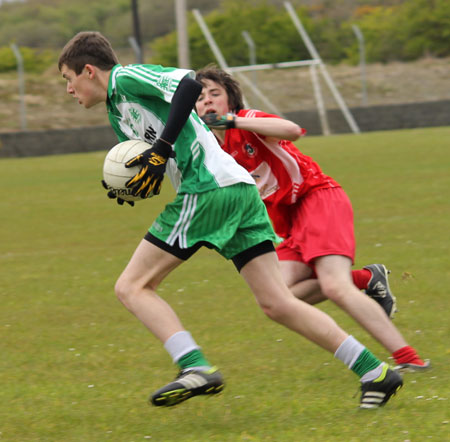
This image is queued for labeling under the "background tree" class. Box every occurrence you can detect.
[0,0,448,73]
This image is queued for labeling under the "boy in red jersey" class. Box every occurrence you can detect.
[196,65,429,372]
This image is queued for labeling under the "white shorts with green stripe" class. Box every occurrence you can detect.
[148,183,279,260]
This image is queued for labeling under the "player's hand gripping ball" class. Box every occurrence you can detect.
[124,139,174,198]
[102,139,156,205]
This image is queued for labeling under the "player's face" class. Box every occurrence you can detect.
[196,79,230,118]
[61,64,104,109]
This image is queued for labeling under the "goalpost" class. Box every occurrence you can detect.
[192,2,361,135]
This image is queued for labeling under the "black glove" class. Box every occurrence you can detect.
[124,139,174,198]
[201,113,235,130]
[101,180,134,206]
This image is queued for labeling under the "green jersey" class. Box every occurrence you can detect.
[106,64,254,194]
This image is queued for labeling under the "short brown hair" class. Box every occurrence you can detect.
[196,64,244,113]
[58,31,119,74]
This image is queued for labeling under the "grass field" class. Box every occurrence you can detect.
[1,127,449,441]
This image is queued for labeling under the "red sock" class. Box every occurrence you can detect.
[392,346,426,365]
[352,269,372,290]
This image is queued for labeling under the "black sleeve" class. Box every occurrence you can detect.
[159,76,203,145]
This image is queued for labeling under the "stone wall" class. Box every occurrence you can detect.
[0,126,117,158]
[1,100,449,158]
[285,100,450,135]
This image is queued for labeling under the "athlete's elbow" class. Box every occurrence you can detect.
[285,124,304,141]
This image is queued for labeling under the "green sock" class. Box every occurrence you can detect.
[177,349,211,371]
[351,348,382,378]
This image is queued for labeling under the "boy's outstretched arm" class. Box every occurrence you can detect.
[202,112,305,141]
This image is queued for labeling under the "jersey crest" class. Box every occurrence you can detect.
[129,107,142,124]
[156,75,173,91]
[244,143,257,157]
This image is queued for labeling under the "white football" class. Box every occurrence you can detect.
[103,139,152,202]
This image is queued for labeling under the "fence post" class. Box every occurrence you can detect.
[352,24,368,107]
[10,43,27,131]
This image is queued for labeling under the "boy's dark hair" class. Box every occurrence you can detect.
[196,64,244,113]
[58,31,119,74]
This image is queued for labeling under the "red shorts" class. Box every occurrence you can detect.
[276,187,355,266]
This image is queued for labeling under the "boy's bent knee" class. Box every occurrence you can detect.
[114,272,161,308]
[114,275,143,306]
[114,277,131,305]
[320,280,355,304]
[258,298,292,323]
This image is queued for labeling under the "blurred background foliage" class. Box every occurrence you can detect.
[0,0,448,72]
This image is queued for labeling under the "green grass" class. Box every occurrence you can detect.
[1,127,449,441]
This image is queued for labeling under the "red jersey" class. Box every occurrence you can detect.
[222,109,340,237]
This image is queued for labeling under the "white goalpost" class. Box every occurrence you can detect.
[192,2,361,135]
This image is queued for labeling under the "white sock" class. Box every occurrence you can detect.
[163,331,200,363]
[334,335,365,369]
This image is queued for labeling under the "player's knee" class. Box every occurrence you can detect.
[114,274,159,307]
[258,298,291,323]
[114,275,143,307]
[260,304,283,322]
[114,277,130,305]
[320,280,349,304]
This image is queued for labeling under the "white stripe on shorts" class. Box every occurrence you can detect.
[167,194,198,248]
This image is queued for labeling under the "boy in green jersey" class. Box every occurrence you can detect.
[58,31,402,409]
